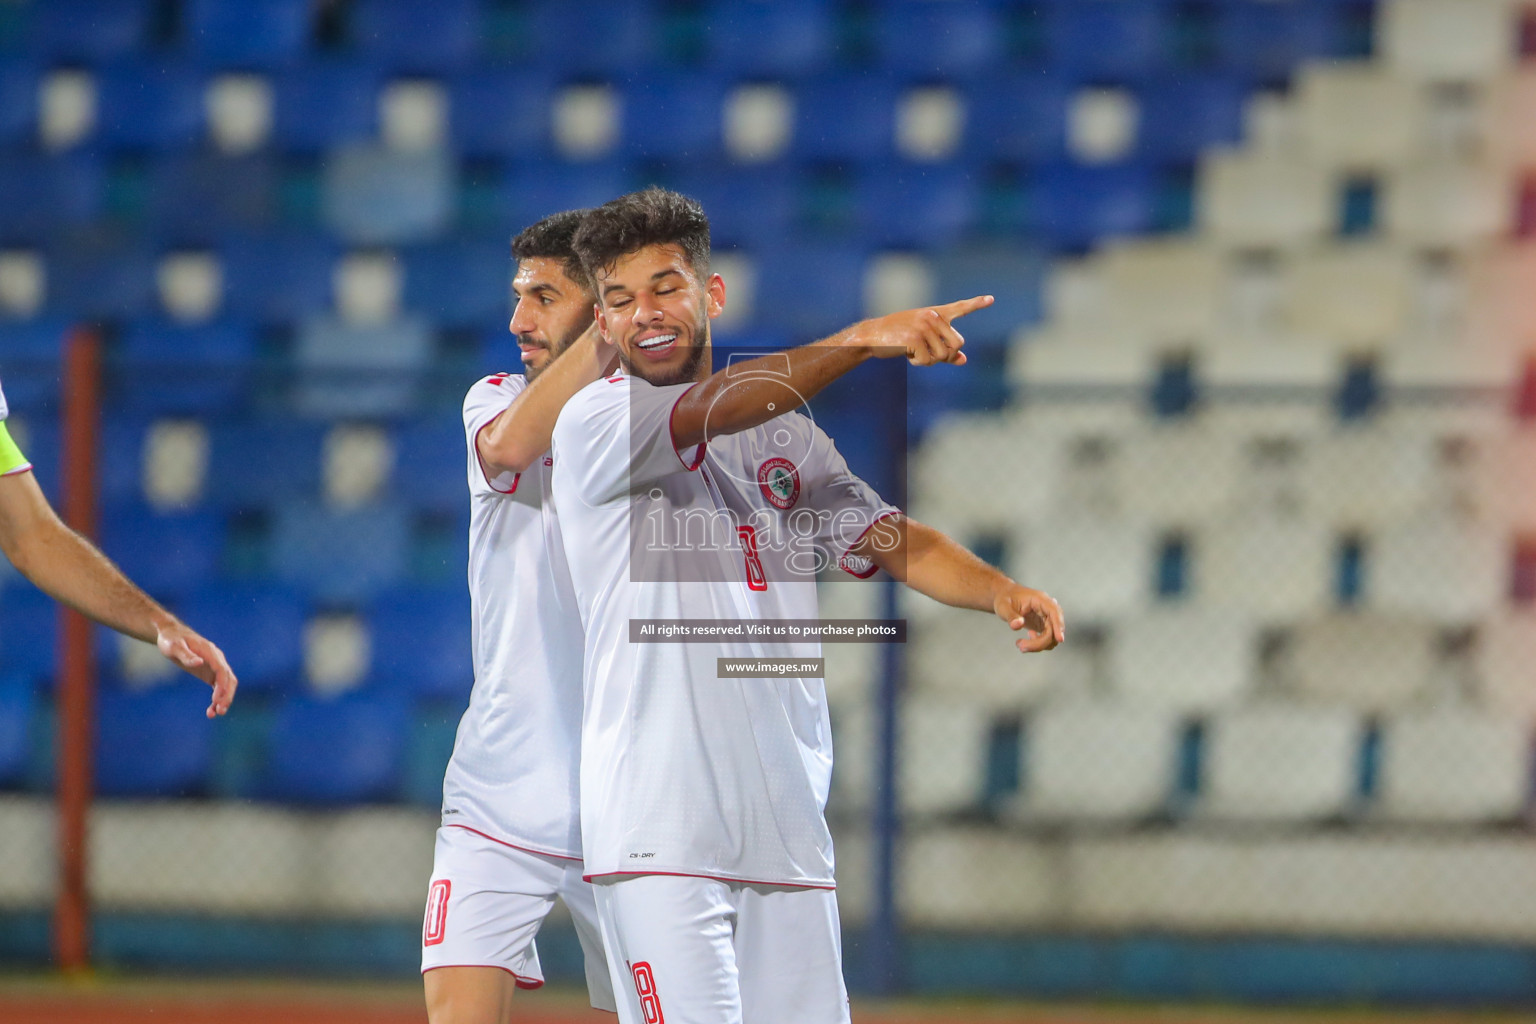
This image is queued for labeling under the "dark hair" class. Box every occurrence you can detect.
[510,208,592,289]
[571,186,711,287]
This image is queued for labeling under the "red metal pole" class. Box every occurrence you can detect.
[54,327,100,973]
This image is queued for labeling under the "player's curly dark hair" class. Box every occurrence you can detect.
[571,186,711,288]
[511,208,592,290]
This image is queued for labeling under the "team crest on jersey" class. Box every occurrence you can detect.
[757,457,800,510]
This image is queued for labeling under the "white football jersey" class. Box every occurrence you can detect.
[551,373,897,888]
[441,372,586,859]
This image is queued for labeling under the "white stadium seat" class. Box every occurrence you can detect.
[1476,428,1536,535]
[898,694,994,816]
[1285,612,1439,713]
[1116,421,1243,527]
[1010,513,1153,621]
[1487,69,1536,168]
[1384,159,1512,247]
[1098,239,1227,346]
[1295,66,1427,172]
[1300,424,1439,529]
[1198,703,1362,822]
[909,412,1063,536]
[1198,151,1333,248]
[1196,513,1335,626]
[1282,243,1416,348]
[1108,606,1258,712]
[1382,0,1519,83]
[1474,611,1536,721]
[906,606,1058,710]
[1006,702,1180,822]
[1376,708,1530,823]
[1368,512,1507,626]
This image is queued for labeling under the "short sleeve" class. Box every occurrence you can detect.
[463,373,528,495]
[0,380,30,477]
[802,424,901,578]
[552,375,704,507]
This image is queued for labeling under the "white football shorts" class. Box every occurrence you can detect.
[593,873,850,1024]
[421,823,616,1012]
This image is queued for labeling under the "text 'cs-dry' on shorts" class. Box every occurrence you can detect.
[594,873,851,1024]
[421,823,616,1012]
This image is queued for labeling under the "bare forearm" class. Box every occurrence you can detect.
[866,517,1011,611]
[7,518,174,643]
[672,340,872,449]
[479,326,616,474]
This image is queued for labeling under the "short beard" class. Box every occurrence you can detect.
[620,341,707,388]
[521,321,589,382]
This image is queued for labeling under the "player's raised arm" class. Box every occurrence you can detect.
[0,468,238,715]
[854,514,1065,654]
[477,320,616,474]
[668,295,994,450]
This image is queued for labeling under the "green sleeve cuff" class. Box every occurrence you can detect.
[0,422,30,476]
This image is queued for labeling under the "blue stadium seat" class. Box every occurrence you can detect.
[1033,162,1157,250]
[0,673,33,787]
[619,74,729,162]
[263,691,410,804]
[369,588,472,700]
[0,62,37,148]
[147,154,280,242]
[793,75,899,165]
[704,0,834,78]
[393,417,469,514]
[1046,0,1170,82]
[447,68,553,160]
[874,1,1002,77]
[271,500,412,603]
[858,164,979,249]
[99,503,227,599]
[177,584,307,694]
[668,168,795,249]
[811,405,899,502]
[0,587,54,686]
[402,239,511,329]
[1135,73,1248,164]
[0,154,105,240]
[96,686,215,797]
[350,0,481,73]
[0,319,69,411]
[271,62,381,153]
[959,73,1072,165]
[219,232,338,324]
[525,0,660,78]
[753,243,868,340]
[1217,0,1373,83]
[44,230,157,321]
[322,145,453,245]
[502,161,635,231]
[184,0,312,68]
[204,419,326,507]
[294,316,434,418]
[94,62,207,152]
[931,243,1047,344]
[97,413,153,506]
[29,0,154,63]
[116,319,258,414]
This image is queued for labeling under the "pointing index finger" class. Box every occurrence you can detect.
[934,294,994,323]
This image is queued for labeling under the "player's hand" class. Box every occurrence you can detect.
[993,583,1064,653]
[157,622,239,718]
[583,319,620,374]
[847,295,994,367]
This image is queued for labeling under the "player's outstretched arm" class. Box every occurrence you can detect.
[855,515,1064,654]
[0,469,238,716]
[670,295,994,450]
[478,322,619,475]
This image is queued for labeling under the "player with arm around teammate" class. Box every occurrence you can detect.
[421,210,620,1024]
[552,187,1063,1024]
[0,375,236,716]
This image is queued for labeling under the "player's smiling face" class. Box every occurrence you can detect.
[594,243,724,388]
[509,256,594,382]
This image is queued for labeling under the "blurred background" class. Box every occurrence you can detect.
[1,0,1535,1016]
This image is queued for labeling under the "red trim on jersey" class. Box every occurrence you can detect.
[838,509,903,579]
[584,869,836,891]
[668,382,706,471]
[446,823,583,863]
[472,416,522,495]
[420,963,544,989]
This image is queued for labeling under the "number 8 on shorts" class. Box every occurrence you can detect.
[630,961,664,1023]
